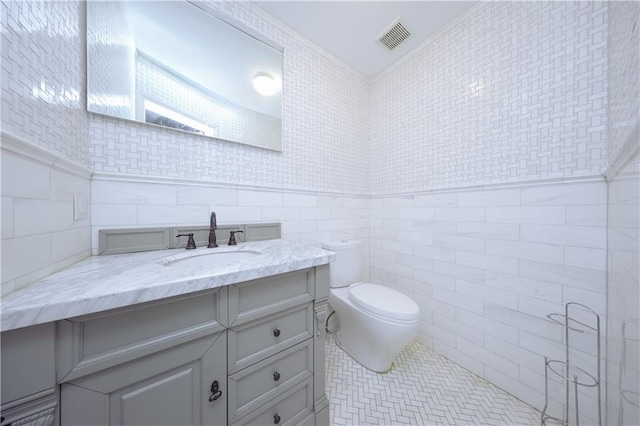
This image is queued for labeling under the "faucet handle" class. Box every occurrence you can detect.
[228,230,244,246]
[177,233,197,250]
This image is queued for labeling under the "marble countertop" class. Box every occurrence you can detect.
[1,239,334,332]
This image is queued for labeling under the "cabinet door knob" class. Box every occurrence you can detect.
[273,371,281,381]
[273,413,281,424]
[273,328,281,337]
[209,380,223,402]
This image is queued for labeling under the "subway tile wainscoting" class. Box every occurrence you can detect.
[1,0,638,425]
[369,178,607,424]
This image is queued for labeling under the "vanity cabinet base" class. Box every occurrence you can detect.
[3,264,331,426]
[0,391,56,426]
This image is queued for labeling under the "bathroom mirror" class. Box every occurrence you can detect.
[87,0,283,151]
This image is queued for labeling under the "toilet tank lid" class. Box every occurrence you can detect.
[322,240,363,251]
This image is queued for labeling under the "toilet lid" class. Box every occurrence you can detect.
[348,283,419,322]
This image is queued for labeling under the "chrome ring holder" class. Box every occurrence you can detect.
[541,302,601,426]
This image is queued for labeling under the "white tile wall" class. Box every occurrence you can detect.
[607,1,640,163]
[605,155,639,426]
[1,1,91,296]
[2,1,635,423]
[605,2,640,424]
[1,146,91,296]
[370,179,607,417]
[371,1,608,195]
[1,0,89,167]
[90,176,370,269]
[89,1,371,195]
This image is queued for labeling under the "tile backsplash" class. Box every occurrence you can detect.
[90,174,371,280]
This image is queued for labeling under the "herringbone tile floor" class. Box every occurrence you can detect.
[325,334,541,425]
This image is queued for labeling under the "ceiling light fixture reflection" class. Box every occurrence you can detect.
[252,72,278,96]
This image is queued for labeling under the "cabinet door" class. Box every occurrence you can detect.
[1,323,55,405]
[61,332,226,426]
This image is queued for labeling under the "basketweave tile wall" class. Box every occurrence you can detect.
[371,1,608,195]
[1,0,89,167]
[607,0,640,163]
[89,1,371,195]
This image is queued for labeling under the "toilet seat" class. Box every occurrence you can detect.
[348,283,419,323]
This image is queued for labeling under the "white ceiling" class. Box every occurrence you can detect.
[253,1,476,78]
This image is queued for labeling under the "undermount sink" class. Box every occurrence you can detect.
[162,250,261,268]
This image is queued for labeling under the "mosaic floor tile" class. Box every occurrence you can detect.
[325,334,541,425]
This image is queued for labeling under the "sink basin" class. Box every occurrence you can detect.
[163,250,261,268]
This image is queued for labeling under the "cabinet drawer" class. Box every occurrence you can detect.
[231,378,314,426]
[228,339,313,423]
[57,288,227,382]
[228,303,313,373]
[229,269,313,326]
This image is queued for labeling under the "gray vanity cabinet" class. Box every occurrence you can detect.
[58,288,229,426]
[61,332,227,425]
[0,323,57,426]
[1,263,331,426]
[226,270,316,424]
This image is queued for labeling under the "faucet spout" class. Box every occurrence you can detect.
[207,212,218,248]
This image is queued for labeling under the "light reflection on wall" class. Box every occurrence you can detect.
[32,82,81,107]
[87,94,130,109]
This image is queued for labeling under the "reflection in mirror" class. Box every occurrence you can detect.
[87,0,283,151]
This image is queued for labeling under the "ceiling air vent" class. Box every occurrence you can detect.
[376,18,411,52]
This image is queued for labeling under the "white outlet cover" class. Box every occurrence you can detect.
[73,190,89,221]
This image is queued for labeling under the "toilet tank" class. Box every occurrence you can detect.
[322,240,363,288]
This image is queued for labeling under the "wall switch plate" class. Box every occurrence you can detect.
[73,190,89,221]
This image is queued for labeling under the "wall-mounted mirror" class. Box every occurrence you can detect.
[87,0,283,151]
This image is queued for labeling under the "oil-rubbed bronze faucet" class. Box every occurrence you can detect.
[228,230,243,246]
[176,233,196,250]
[208,212,218,248]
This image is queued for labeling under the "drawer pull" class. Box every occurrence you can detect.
[273,328,281,337]
[209,380,223,402]
[273,371,281,381]
[274,413,281,424]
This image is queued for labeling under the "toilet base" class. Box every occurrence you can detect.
[330,286,418,373]
[335,337,397,374]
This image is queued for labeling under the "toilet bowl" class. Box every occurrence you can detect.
[323,240,420,373]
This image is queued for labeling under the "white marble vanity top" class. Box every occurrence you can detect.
[1,240,334,332]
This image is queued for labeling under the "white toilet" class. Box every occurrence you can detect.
[323,240,420,373]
